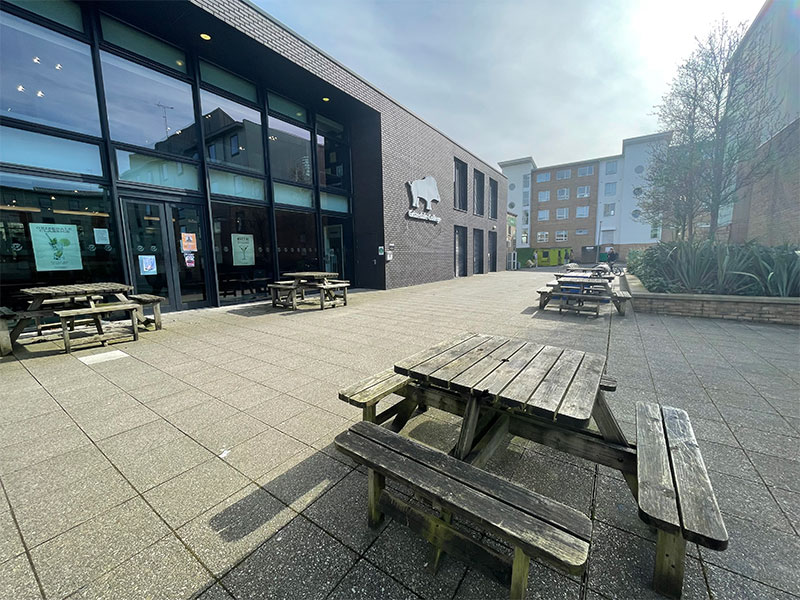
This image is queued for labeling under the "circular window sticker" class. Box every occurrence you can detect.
[508,202,515,209]
[633,187,643,197]
[635,165,644,174]
[631,209,642,219]
[136,245,144,252]
[11,242,23,252]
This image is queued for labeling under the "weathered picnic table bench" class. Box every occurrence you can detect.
[537,276,630,315]
[336,333,727,599]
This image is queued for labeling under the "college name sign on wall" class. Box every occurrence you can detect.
[406,177,442,224]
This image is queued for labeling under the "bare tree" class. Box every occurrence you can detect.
[642,18,785,238]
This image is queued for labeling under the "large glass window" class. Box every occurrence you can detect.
[212,201,273,304]
[200,61,256,103]
[489,178,498,219]
[268,117,312,185]
[322,215,352,280]
[320,191,348,213]
[1,13,100,135]
[316,116,349,191]
[201,90,264,174]
[473,169,485,216]
[209,169,264,201]
[101,52,197,157]
[1,126,102,176]
[268,93,307,123]
[5,0,83,32]
[275,209,318,273]
[273,182,313,208]
[454,158,467,210]
[116,150,199,190]
[0,172,122,307]
[100,15,186,73]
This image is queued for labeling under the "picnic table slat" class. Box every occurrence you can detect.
[349,372,410,407]
[662,406,728,550]
[526,349,585,418]
[498,346,564,408]
[394,332,478,375]
[636,402,681,533]
[428,336,510,389]
[557,353,607,426]
[471,342,545,399]
[449,340,528,394]
[405,334,492,380]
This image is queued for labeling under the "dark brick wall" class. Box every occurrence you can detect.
[189,0,507,289]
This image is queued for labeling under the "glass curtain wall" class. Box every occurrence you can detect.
[0,2,356,307]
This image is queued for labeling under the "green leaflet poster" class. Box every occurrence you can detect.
[29,223,83,272]
[232,233,255,266]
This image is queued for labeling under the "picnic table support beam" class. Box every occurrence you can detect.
[455,394,481,460]
[592,390,639,497]
[0,320,11,356]
[465,414,510,469]
[361,402,385,528]
[653,530,686,599]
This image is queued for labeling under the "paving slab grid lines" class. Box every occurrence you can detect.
[0,270,798,600]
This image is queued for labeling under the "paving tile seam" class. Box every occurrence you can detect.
[0,474,47,599]
[659,317,800,539]
[696,550,800,598]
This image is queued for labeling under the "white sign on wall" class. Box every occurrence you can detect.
[29,223,83,271]
[232,233,255,266]
[406,176,442,224]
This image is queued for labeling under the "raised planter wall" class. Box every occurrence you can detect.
[622,274,800,326]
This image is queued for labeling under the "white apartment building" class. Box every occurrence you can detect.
[497,157,536,249]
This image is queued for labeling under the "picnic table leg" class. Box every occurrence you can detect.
[360,403,385,528]
[510,546,531,600]
[130,310,139,342]
[10,297,43,344]
[343,287,348,306]
[653,529,686,599]
[60,317,71,354]
[455,394,481,460]
[592,390,639,497]
[0,320,11,356]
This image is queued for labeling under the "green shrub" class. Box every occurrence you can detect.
[630,241,800,297]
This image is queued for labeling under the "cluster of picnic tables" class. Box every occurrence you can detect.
[537,265,631,316]
[335,333,728,599]
[0,282,164,355]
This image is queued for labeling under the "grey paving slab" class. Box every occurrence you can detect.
[144,458,250,528]
[594,474,655,542]
[365,520,468,600]
[12,466,136,548]
[0,426,90,476]
[732,426,799,461]
[699,439,762,482]
[0,554,41,600]
[509,448,595,516]
[258,448,351,511]
[705,565,796,600]
[273,406,352,445]
[328,559,421,600]
[221,516,356,600]
[197,584,235,600]
[244,394,311,426]
[303,469,386,553]
[30,497,170,599]
[168,399,240,437]
[454,560,581,600]
[700,514,800,596]
[178,483,295,577]
[221,427,307,480]
[707,471,793,533]
[748,450,800,493]
[0,505,25,564]
[771,487,800,534]
[0,409,74,449]
[587,522,709,600]
[192,412,270,454]
[69,533,213,600]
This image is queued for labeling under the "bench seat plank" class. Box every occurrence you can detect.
[336,424,590,573]
[55,303,140,318]
[350,421,592,542]
[346,372,410,408]
[636,402,681,534]
[339,368,398,401]
[662,406,728,550]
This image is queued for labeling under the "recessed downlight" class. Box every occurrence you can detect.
[322,97,330,102]
[200,33,212,41]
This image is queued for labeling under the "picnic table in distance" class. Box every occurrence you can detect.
[269,271,350,310]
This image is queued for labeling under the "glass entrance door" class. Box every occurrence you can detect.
[454,226,467,277]
[323,224,343,277]
[488,230,497,272]
[124,199,209,311]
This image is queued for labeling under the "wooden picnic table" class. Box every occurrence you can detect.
[339,333,727,598]
[540,275,629,315]
[280,271,348,310]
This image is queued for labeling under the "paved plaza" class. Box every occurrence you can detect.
[1,270,798,600]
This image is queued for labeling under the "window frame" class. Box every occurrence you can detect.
[577,185,590,198]
[555,230,568,242]
[557,188,569,201]
[556,169,571,180]
[535,172,550,183]
[577,165,594,177]
[537,209,549,222]
[576,206,590,218]
[556,207,569,220]
[453,158,468,211]
[536,231,548,243]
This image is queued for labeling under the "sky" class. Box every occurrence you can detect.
[254,0,764,169]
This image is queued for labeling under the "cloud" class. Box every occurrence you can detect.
[254,0,761,168]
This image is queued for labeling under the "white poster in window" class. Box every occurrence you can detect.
[29,223,83,272]
[232,233,254,266]
[93,228,110,245]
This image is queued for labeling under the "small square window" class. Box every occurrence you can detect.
[576,206,589,218]
[537,231,548,243]
[207,144,217,160]
[555,230,568,241]
[538,190,549,202]
[556,169,571,180]
[538,209,549,221]
[577,186,590,198]
[605,182,617,196]
[536,172,550,183]
[576,229,589,235]
[605,160,618,175]
[557,188,569,200]
[521,232,529,244]
[556,207,568,220]
[230,134,240,156]
[604,203,616,217]
[578,165,594,177]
